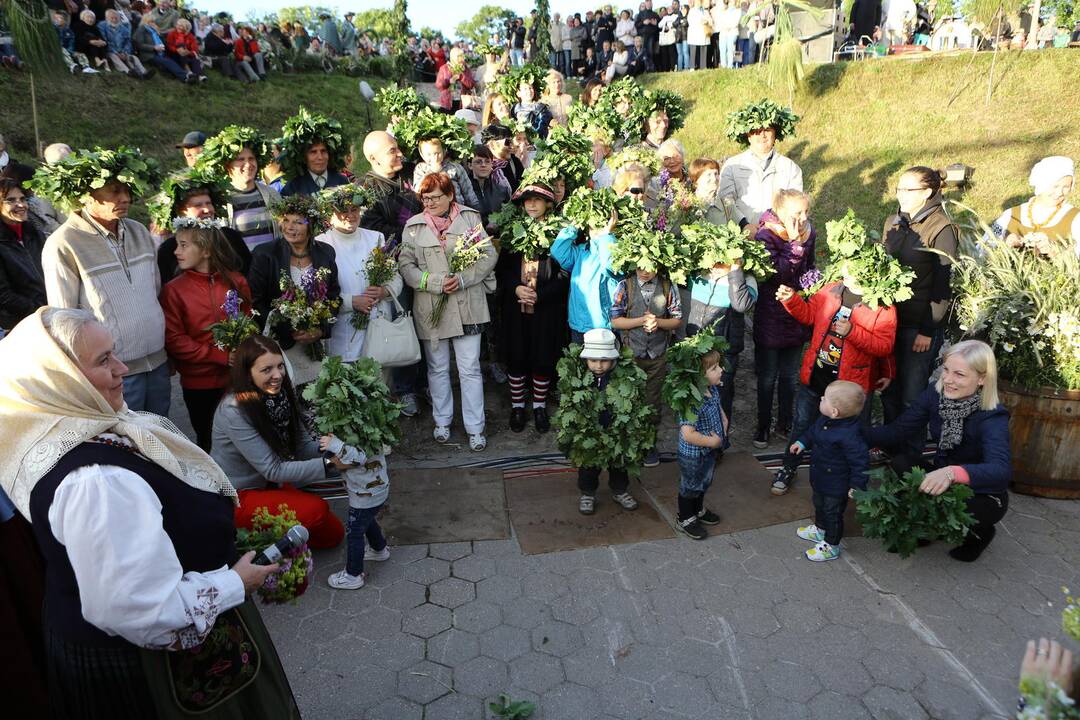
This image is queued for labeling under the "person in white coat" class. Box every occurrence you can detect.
[719,117,804,234]
[317,188,403,363]
[882,0,916,45]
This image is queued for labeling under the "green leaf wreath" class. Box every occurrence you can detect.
[317,184,376,215]
[523,125,594,192]
[607,146,661,176]
[490,203,565,259]
[493,62,549,108]
[852,467,975,558]
[638,88,688,136]
[374,85,429,122]
[610,228,700,285]
[597,77,650,141]
[724,98,801,146]
[562,187,649,239]
[475,42,503,57]
[662,326,731,422]
[683,221,777,281]
[30,146,162,213]
[196,125,272,175]
[269,194,329,237]
[393,108,475,162]
[566,102,620,147]
[302,356,403,456]
[805,209,915,309]
[279,107,348,180]
[147,166,231,230]
[554,344,655,476]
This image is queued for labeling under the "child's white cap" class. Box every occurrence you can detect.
[580,328,619,359]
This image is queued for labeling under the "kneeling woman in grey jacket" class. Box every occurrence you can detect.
[211,334,346,548]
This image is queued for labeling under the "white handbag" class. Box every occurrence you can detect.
[361,290,422,367]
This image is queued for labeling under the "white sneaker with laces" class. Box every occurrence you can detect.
[433,426,451,443]
[797,524,825,542]
[328,570,365,589]
[367,547,390,562]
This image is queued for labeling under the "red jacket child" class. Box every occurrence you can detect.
[160,270,252,390]
[234,37,260,62]
[780,282,897,395]
[165,28,199,57]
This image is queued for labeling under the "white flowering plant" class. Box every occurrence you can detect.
[949,204,1080,390]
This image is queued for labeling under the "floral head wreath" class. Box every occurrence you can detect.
[270,194,329,237]
[171,216,228,232]
[318,185,376,215]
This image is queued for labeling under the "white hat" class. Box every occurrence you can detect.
[580,328,619,360]
[1028,156,1075,196]
[454,109,481,126]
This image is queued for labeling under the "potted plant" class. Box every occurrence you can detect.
[948,206,1080,497]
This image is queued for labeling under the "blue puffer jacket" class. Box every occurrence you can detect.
[549,226,621,334]
[863,387,1011,493]
[796,415,869,497]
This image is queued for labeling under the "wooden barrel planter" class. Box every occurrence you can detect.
[999,381,1080,499]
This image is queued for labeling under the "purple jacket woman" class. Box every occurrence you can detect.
[751,207,817,444]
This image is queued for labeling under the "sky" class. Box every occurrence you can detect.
[225,0,604,40]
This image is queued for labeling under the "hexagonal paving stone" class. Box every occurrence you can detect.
[429,576,476,609]
[810,691,872,720]
[479,624,532,662]
[774,601,828,634]
[476,575,523,603]
[453,600,502,634]
[422,693,484,720]
[522,572,571,603]
[397,660,452,705]
[652,673,718,717]
[403,557,451,585]
[376,580,426,611]
[297,609,351,640]
[364,696,423,720]
[427,628,481,666]
[509,652,566,694]
[761,659,821,703]
[501,596,551,630]
[401,603,452,639]
[551,596,600,627]
[861,651,926,692]
[352,606,403,641]
[541,682,602,719]
[451,555,498,582]
[454,655,509,697]
[429,541,473,561]
[862,686,929,719]
[532,620,585,658]
[324,634,425,673]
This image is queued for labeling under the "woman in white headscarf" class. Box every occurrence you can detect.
[0,307,300,718]
[989,156,1079,257]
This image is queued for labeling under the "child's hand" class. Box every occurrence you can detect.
[642,313,658,333]
[318,434,334,452]
[789,442,803,455]
[775,285,795,302]
[707,433,724,448]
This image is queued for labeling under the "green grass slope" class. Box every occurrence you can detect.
[0,71,393,174]
[644,50,1080,231]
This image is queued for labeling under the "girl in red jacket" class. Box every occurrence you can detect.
[770,269,897,495]
[160,220,252,450]
[234,25,266,82]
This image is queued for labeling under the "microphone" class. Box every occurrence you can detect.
[252,525,309,566]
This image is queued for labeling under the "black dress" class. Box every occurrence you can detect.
[496,250,570,377]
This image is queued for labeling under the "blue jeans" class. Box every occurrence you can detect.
[755,345,801,433]
[813,491,848,546]
[510,48,524,66]
[676,42,690,69]
[346,504,387,576]
[718,33,737,68]
[677,451,717,498]
[122,363,171,416]
[147,53,188,80]
[882,327,943,456]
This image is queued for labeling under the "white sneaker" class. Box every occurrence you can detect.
[328,570,365,589]
[83,66,99,74]
[469,433,487,451]
[433,426,451,443]
[797,524,825,542]
[368,546,391,562]
[382,444,392,456]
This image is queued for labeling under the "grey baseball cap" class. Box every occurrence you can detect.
[176,131,207,149]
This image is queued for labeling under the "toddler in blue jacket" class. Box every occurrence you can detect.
[789,380,869,562]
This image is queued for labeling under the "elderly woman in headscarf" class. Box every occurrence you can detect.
[988,156,1079,258]
[0,307,300,718]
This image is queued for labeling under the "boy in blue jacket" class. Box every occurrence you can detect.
[549,212,620,342]
[790,380,869,562]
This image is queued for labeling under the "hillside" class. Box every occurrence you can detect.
[643,49,1080,231]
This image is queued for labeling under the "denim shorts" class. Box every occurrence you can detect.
[677,451,717,497]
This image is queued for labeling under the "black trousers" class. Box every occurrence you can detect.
[182,387,225,451]
[578,467,629,495]
[813,490,849,546]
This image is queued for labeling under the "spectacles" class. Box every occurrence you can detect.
[896,186,927,193]
[421,194,447,204]
[629,187,644,195]
[2,197,28,206]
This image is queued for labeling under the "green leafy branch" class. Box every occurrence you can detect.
[662,326,731,422]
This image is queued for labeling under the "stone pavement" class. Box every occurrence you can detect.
[256,488,1079,720]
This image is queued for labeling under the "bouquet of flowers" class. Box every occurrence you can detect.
[235,505,313,604]
[683,221,777,281]
[208,289,259,352]
[350,244,399,338]
[662,326,731,422]
[302,356,403,455]
[269,266,341,360]
[430,224,490,327]
[651,169,704,237]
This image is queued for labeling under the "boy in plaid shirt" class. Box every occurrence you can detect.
[676,349,729,540]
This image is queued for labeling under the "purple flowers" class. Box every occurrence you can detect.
[655,209,668,232]
[659,168,671,189]
[221,289,241,320]
[799,268,823,290]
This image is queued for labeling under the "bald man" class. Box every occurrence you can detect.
[43,143,73,165]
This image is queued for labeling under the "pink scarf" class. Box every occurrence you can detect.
[422,203,461,250]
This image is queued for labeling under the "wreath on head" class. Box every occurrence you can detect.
[393,108,475,162]
[566,102,621,146]
[597,77,650,142]
[639,89,687,137]
[521,125,593,193]
[318,184,376,215]
[662,325,732,422]
[682,220,777,281]
[475,42,503,56]
[147,165,231,230]
[607,146,661,176]
[488,202,564,260]
[373,86,429,123]
[553,344,655,476]
[270,194,329,237]
[196,125,272,175]
[29,146,162,213]
[725,99,800,146]
[279,107,348,180]
[493,62,548,108]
